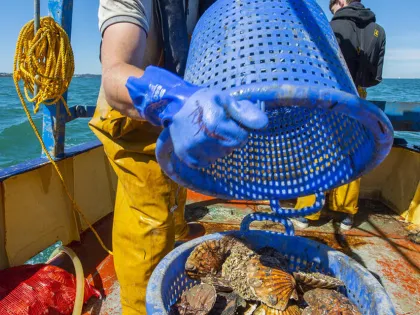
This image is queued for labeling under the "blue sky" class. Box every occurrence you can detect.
[1,0,419,78]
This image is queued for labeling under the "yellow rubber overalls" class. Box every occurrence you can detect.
[89,87,189,314]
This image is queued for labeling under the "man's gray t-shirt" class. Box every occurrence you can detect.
[98,0,199,67]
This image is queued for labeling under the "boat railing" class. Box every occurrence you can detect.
[20,0,420,163]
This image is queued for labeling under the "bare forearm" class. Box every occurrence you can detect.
[101,23,147,120]
[102,62,144,119]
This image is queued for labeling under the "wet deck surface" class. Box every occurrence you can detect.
[75,195,420,315]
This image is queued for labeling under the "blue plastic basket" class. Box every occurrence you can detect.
[156,0,393,206]
[147,2,396,312]
[146,229,396,314]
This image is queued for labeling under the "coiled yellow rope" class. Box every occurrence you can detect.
[14,17,73,114]
[13,17,113,256]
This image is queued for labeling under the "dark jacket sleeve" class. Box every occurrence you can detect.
[375,26,386,83]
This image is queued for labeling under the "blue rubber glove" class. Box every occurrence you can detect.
[168,88,268,168]
[126,66,201,126]
[126,66,268,168]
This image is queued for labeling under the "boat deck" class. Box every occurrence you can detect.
[55,193,420,314]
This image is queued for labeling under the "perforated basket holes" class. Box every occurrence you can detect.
[286,252,331,275]
[198,106,374,200]
[161,0,388,201]
[166,272,197,311]
[184,0,356,95]
[346,287,367,313]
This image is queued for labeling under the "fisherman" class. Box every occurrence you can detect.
[293,0,386,230]
[89,0,267,314]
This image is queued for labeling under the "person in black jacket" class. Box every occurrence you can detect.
[330,0,386,90]
[293,0,386,231]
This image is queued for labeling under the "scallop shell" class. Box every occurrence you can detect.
[201,275,233,292]
[302,289,362,315]
[170,283,217,315]
[293,271,344,289]
[211,292,245,315]
[221,241,258,300]
[254,303,302,315]
[246,256,298,311]
[257,247,289,271]
[185,284,217,312]
[185,236,240,279]
[243,302,259,315]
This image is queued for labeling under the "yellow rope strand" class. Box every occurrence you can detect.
[13,17,113,256]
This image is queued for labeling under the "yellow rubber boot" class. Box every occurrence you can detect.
[329,179,361,215]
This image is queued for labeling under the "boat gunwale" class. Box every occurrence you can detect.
[0,140,102,181]
[0,136,419,182]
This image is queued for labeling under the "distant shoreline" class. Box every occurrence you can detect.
[0,73,418,79]
[0,73,101,78]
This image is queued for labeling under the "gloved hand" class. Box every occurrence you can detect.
[126,66,269,168]
[168,88,268,168]
[126,66,201,126]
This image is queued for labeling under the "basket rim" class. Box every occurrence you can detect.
[156,84,394,200]
[145,230,396,314]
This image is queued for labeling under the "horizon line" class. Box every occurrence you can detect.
[0,72,419,79]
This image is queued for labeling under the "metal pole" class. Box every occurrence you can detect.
[42,0,73,158]
[34,0,40,98]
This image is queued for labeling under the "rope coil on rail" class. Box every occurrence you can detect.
[14,16,74,114]
[13,17,113,255]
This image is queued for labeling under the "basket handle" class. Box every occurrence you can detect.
[240,212,295,236]
[239,193,325,236]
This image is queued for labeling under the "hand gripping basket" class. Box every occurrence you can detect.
[156,0,393,225]
[148,0,395,313]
